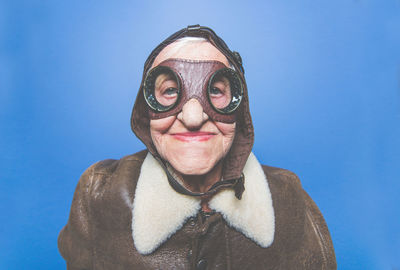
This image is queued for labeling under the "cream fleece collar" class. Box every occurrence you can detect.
[131,152,275,255]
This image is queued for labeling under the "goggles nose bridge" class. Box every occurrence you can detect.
[183,94,204,107]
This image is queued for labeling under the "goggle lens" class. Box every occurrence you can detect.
[208,68,243,114]
[143,66,180,112]
[154,73,179,107]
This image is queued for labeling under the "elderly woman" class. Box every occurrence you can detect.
[58,25,336,270]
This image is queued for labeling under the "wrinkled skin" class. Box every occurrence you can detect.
[149,41,236,191]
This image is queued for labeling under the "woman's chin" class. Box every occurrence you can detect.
[169,156,216,176]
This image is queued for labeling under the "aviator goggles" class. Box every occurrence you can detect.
[143,58,244,123]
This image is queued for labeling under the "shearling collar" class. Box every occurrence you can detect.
[132,152,275,255]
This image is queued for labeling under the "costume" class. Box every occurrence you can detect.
[58,150,336,269]
[59,25,336,269]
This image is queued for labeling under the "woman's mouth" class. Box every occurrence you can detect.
[171,131,216,142]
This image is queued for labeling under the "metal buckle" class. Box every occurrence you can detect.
[186,24,201,31]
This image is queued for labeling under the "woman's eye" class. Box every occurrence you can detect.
[210,87,223,96]
[163,87,178,96]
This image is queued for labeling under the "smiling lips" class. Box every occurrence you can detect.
[171,131,216,142]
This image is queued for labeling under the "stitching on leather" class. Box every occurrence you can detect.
[159,58,227,65]
[92,172,110,176]
[224,223,232,270]
[306,208,328,269]
[87,168,95,269]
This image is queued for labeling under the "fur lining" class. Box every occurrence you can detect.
[132,153,201,254]
[132,152,275,254]
[209,153,275,247]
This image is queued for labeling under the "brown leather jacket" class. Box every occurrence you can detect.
[58,150,336,270]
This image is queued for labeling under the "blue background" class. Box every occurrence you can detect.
[1,1,399,269]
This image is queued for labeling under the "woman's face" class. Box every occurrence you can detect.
[149,41,236,175]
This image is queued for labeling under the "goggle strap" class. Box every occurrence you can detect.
[155,156,245,200]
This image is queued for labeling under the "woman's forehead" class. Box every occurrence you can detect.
[152,40,230,68]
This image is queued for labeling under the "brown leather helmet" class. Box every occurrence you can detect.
[130,25,254,199]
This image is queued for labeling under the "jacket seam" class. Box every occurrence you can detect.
[92,172,111,176]
[224,222,232,270]
[87,168,96,270]
[305,208,328,269]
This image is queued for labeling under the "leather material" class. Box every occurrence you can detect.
[59,150,337,269]
[147,59,237,123]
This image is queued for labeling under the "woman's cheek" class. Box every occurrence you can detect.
[215,122,236,153]
[150,116,176,133]
[215,122,236,136]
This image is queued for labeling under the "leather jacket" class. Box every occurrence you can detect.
[58,150,336,269]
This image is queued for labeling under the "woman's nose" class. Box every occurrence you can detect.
[177,98,209,129]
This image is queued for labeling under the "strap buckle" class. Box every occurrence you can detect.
[186,24,201,31]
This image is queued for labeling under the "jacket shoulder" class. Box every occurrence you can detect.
[77,149,148,200]
[261,164,302,187]
[88,149,148,176]
[58,150,148,268]
[261,164,336,269]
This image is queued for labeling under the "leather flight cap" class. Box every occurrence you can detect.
[142,24,245,76]
[130,25,253,199]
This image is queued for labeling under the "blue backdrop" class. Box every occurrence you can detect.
[1,1,399,269]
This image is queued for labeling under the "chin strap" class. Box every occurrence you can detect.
[155,156,245,200]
